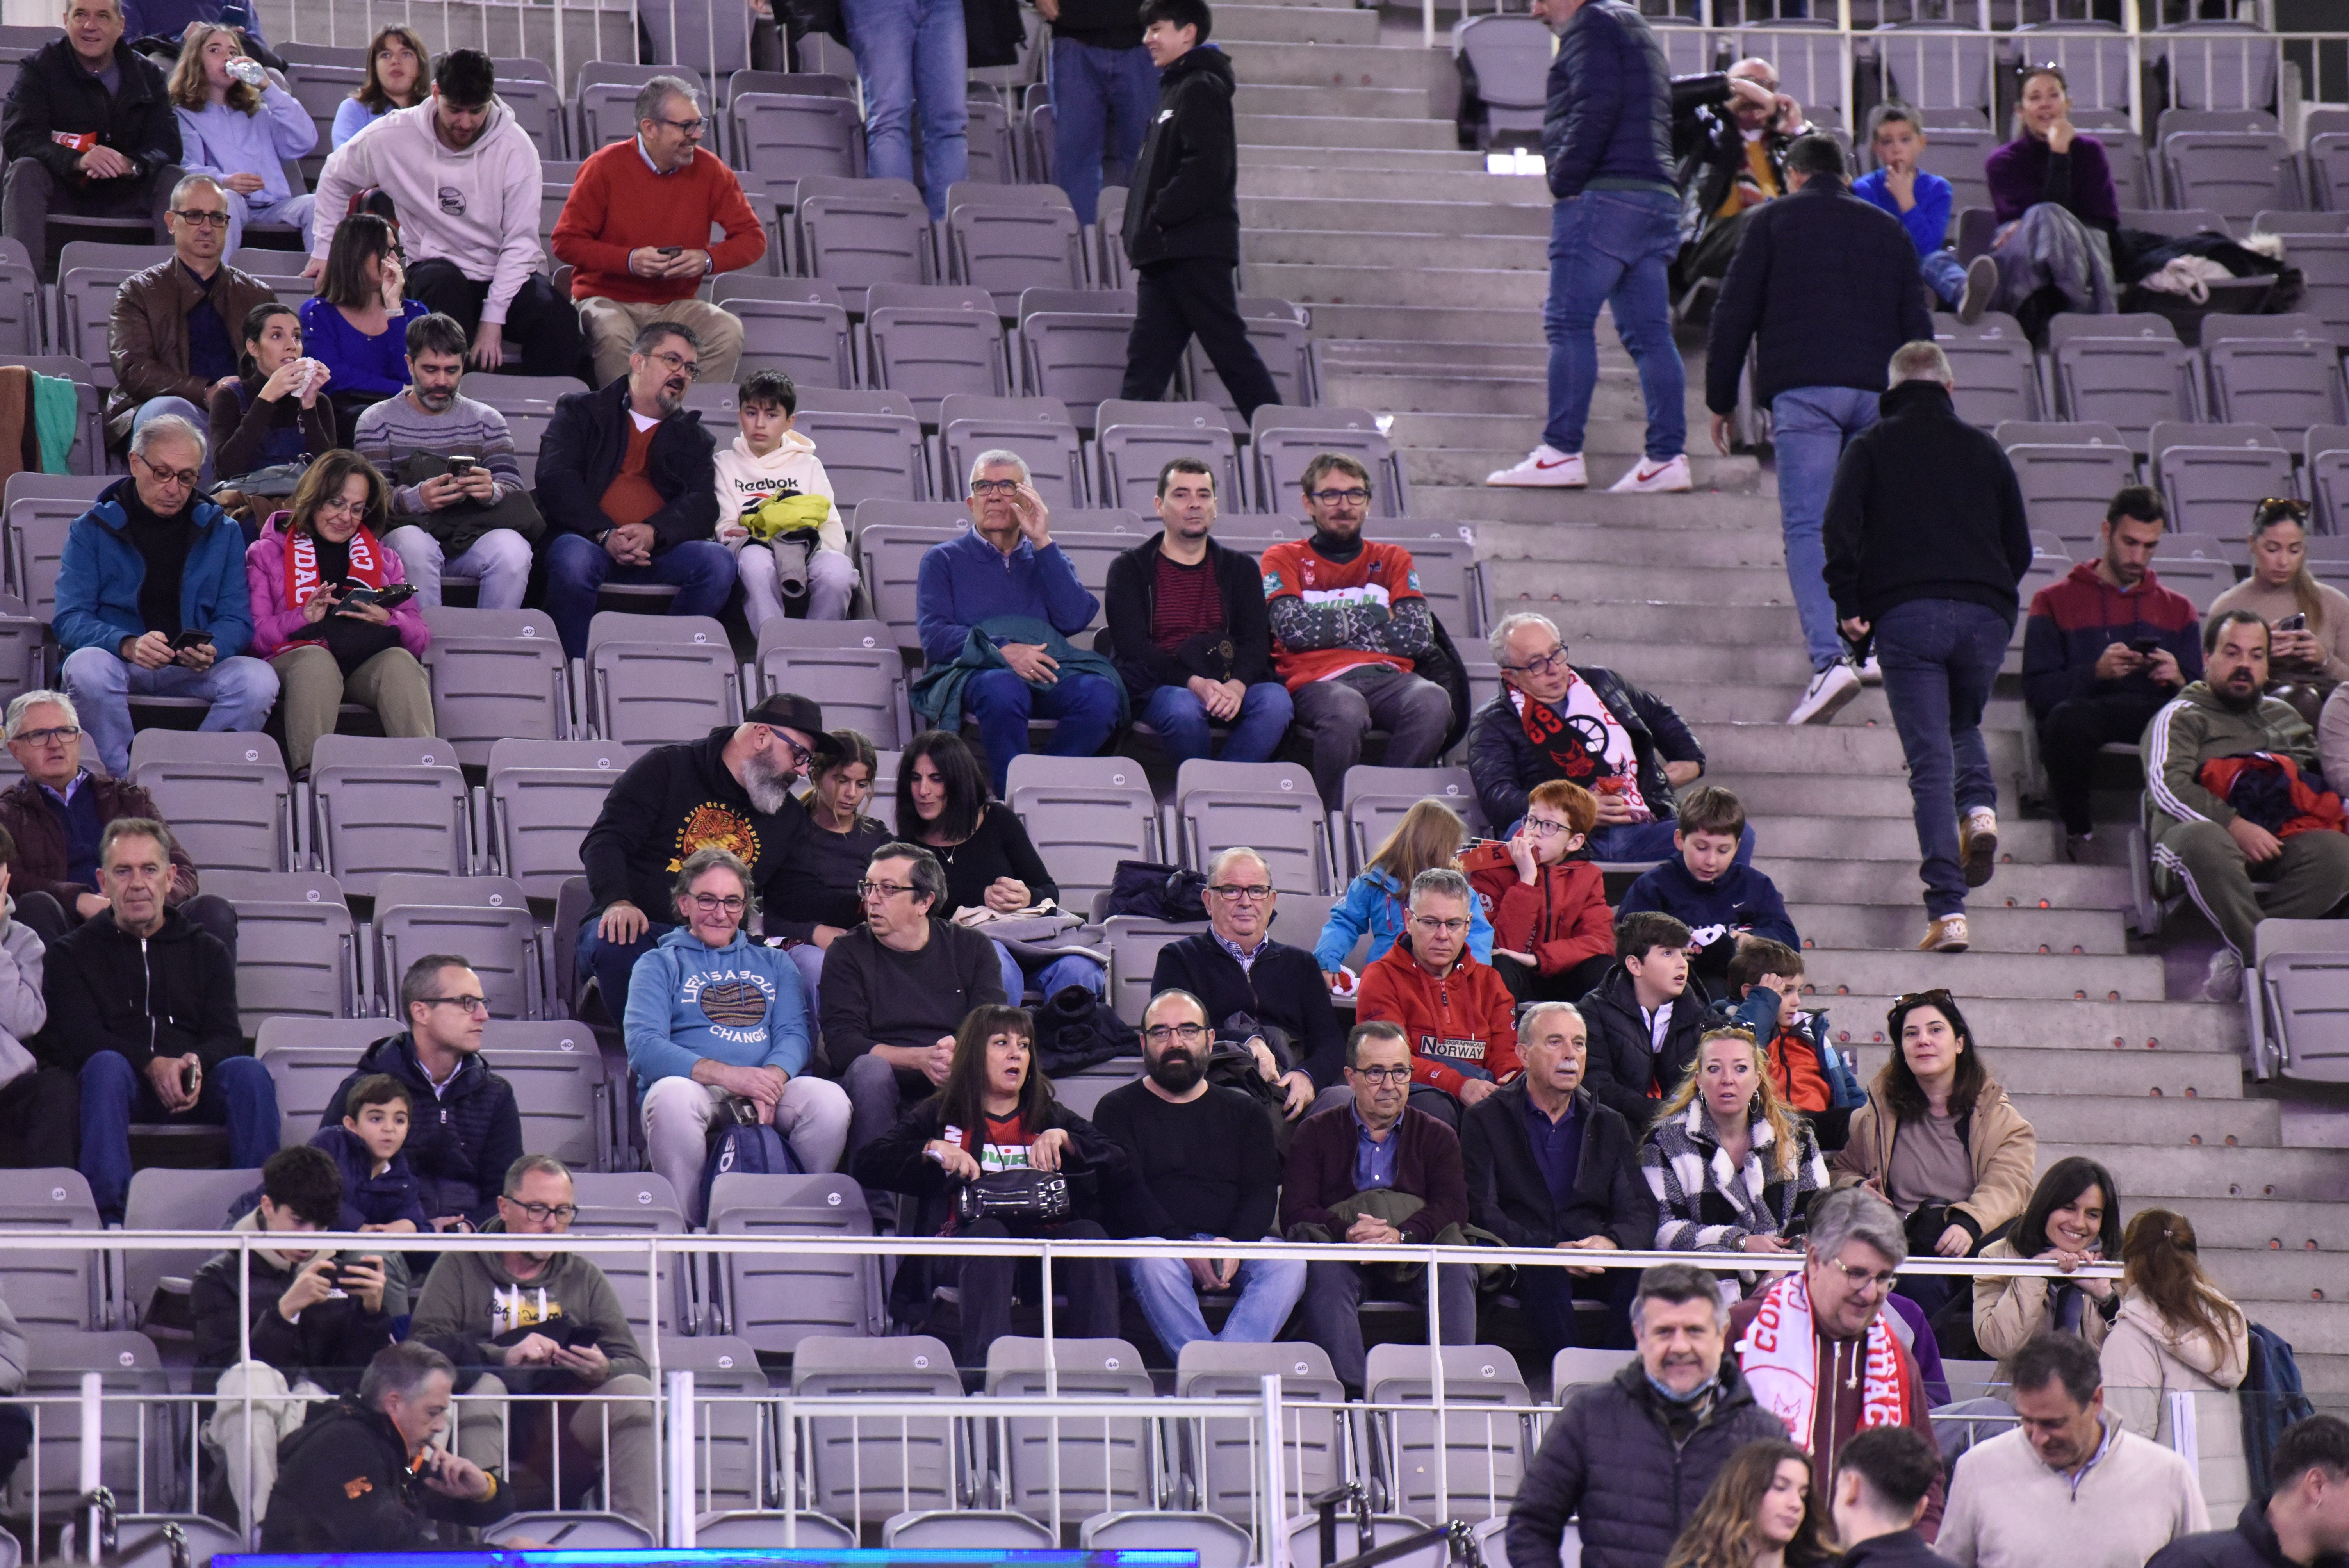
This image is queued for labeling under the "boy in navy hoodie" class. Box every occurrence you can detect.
[309,1074,431,1233]
[1616,786,1797,994]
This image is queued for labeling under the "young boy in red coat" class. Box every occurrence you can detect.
[1460,779,1615,1004]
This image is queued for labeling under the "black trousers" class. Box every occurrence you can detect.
[1517,1256,1637,1355]
[1493,952,1613,1006]
[1120,255,1280,423]
[405,258,588,382]
[953,1215,1118,1367]
[0,1062,78,1169]
[2036,689,2170,834]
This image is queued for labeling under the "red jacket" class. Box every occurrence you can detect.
[1460,843,1614,978]
[1355,938,1520,1096]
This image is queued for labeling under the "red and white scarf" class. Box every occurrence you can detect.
[1736,1267,1909,1450]
[1509,678,1651,822]
[285,523,386,610]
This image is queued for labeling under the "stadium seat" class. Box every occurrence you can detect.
[308,734,472,895]
[756,618,911,748]
[1187,298,1315,419]
[1006,753,1161,916]
[2310,424,2349,535]
[963,96,1018,184]
[798,177,934,312]
[1730,25,1846,129]
[665,1335,773,1518]
[1019,300,1140,424]
[937,393,1084,507]
[1250,408,1409,518]
[713,274,854,388]
[707,1172,884,1351]
[1080,1512,1252,1566]
[729,91,865,192]
[2148,514,2247,611]
[0,1171,101,1331]
[283,63,362,179]
[867,282,1012,421]
[1553,1346,1620,1394]
[1865,24,1994,129]
[1931,313,2042,428]
[2048,314,2201,453]
[2201,314,2349,441]
[1364,1344,1528,1524]
[486,737,638,900]
[1175,1341,1347,1525]
[1176,759,1335,896]
[884,1512,1057,1549]
[854,518,962,650]
[2007,25,2130,111]
[203,870,359,1033]
[1103,914,1209,1026]
[117,1166,262,1329]
[1452,15,1548,148]
[458,372,590,464]
[984,1336,1154,1520]
[574,62,682,156]
[2163,131,2296,228]
[793,1335,965,1523]
[485,1515,654,1551]
[1342,766,1486,875]
[3,471,107,623]
[497,76,569,161]
[943,183,1085,314]
[640,0,754,86]
[127,729,295,874]
[2152,20,2280,112]
[1094,399,1246,512]
[1903,124,1995,217]
[0,236,37,356]
[1998,421,2139,554]
[795,387,929,507]
[0,592,43,718]
[419,606,572,769]
[565,1178,692,1343]
[18,1328,171,1522]
[585,612,742,744]
[695,1513,855,1548]
[372,873,544,1021]
[1394,535,1485,638]
[2148,420,2294,546]
[2247,918,2349,1082]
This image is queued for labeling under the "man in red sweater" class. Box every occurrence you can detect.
[1354,867,1519,1129]
[549,75,766,388]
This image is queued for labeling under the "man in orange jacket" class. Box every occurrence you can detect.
[1354,867,1519,1128]
[1460,778,1615,1005]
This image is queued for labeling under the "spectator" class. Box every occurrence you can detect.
[1823,341,2031,953]
[244,449,434,776]
[1469,612,1711,858]
[826,842,1008,1170]
[208,302,334,488]
[1039,0,1155,229]
[1829,990,2036,1320]
[766,730,890,1033]
[1643,1025,1829,1254]
[575,695,831,1022]
[1282,1019,1476,1394]
[166,22,313,257]
[2101,1210,2248,1445]
[2147,1414,2349,1568]
[896,729,1105,1002]
[1618,786,1791,994]
[2210,498,2349,690]
[409,1155,656,1526]
[35,816,274,1221]
[1355,867,1517,1128]
[255,1342,513,1555]
[1462,1001,1651,1354]
[1117,0,1279,424]
[1972,1155,2122,1362]
[308,1075,426,1232]
[537,319,733,658]
[1827,1428,1944,1568]
[1317,799,1495,986]
[1940,1332,2208,1568]
[1104,456,1292,764]
[2022,485,2200,859]
[913,452,1122,795]
[321,955,524,1232]
[1579,910,1709,1130]
[1096,987,1304,1356]
[552,74,763,388]
[2146,610,2349,1002]
[1729,1187,1944,1532]
[298,214,428,431]
[0,830,68,1170]
[1149,845,1338,1120]
[119,0,267,45]
[1487,0,1689,493]
[711,369,851,626]
[105,173,273,455]
[355,310,543,609]
[330,25,424,147]
[1507,1261,1791,1568]
[839,0,965,220]
[1853,103,1994,318]
[626,846,852,1221]
[1985,66,2119,335]
[1705,134,1933,725]
[1710,938,1857,1154]
[1664,1438,1835,1568]
[55,414,276,777]
[194,1145,399,1532]
[1460,779,1616,1004]
[1675,56,1805,289]
[308,49,580,377]
[854,1003,1127,1365]
[1264,454,1451,806]
[0,0,179,267]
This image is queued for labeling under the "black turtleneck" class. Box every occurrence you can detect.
[1309,528,1364,563]
[118,484,191,639]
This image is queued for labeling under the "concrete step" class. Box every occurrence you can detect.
[1405,447,1763,492]
[1814,994,2244,1053]
[1218,39,1453,91]
[1303,308,1548,346]
[1765,857,2133,913]
[1503,526,1793,571]
[1324,371,1548,413]
[1216,4,1385,43]
[1235,114,1461,152]
[2005,1093,2281,1148]
[1825,1044,2244,1098]
[1795,902,2129,956]
[1238,144,1487,174]
[1244,262,1547,311]
[1745,813,2062,866]
[2041,1142,2349,1203]
[2184,1248,2344,1301]
[1546,599,1802,646]
[1442,487,1786,529]
[1692,720,2026,777]
[1316,339,1551,376]
[1556,636,1823,686]
[1246,229,1547,270]
[1801,945,2167,1002]
[1239,166,1550,205]
[1240,195,1554,236]
[1723,765,2025,821]
[2155,1199,2349,1254]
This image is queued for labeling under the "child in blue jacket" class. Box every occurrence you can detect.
[1616,786,1797,996]
[308,1074,431,1232]
[1314,799,1493,982]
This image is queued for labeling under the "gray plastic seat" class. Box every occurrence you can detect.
[0,1172,102,1331]
[868,284,1011,423]
[20,1330,171,1522]
[419,605,571,770]
[1730,25,1845,129]
[2288,234,2349,348]
[945,190,1084,315]
[1006,753,1160,916]
[708,1173,882,1351]
[496,76,569,161]
[795,387,929,506]
[713,274,854,388]
[283,62,363,177]
[118,1165,262,1329]
[1931,313,2042,428]
[671,1330,786,1513]
[1081,1511,1253,1566]
[1365,1344,1530,1523]
[3,471,107,622]
[1103,914,1209,1026]
[373,873,543,1022]
[56,261,147,362]
[1396,536,1484,637]
[1175,1340,1347,1526]
[1908,124,1995,218]
[202,870,358,1033]
[486,737,638,899]
[488,1042,606,1171]
[2164,132,2295,228]
[2008,25,2131,110]
[799,177,933,313]
[586,612,741,744]
[1452,14,1547,147]
[2149,420,2293,546]
[1094,399,1245,512]
[126,729,294,873]
[308,734,470,896]
[756,617,910,748]
[983,1335,1154,1522]
[938,392,1084,508]
[855,520,964,650]
[1552,1346,1620,1395]
[884,1511,1056,1548]
[2049,314,2200,454]
[557,1188,690,1345]
[1251,408,1408,518]
[1176,759,1333,896]
[1999,422,2139,554]
[2152,20,2280,112]
[793,1334,965,1522]
[2249,918,2349,1081]
[2309,133,2349,213]
[574,62,684,155]
[640,0,753,86]
[1341,766,1484,876]
[1866,25,1993,128]
[2201,315,2349,441]
[0,236,36,356]
[730,91,864,192]
[460,372,590,464]
[695,1512,856,1548]
[484,1513,653,1550]
[2310,424,2349,536]
[1187,301,1314,421]
[1020,310,1139,422]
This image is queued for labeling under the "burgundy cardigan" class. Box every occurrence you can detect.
[1279,1103,1469,1244]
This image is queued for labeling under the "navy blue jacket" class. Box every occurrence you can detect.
[54,478,254,658]
[1543,0,1676,201]
[1616,856,1798,976]
[309,1124,431,1233]
[322,1033,523,1229]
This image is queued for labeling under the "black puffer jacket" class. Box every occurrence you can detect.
[2146,1504,2308,1568]
[1123,45,1241,267]
[1505,1359,1786,1568]
[257,1395,513,1554]
[533,378,718,549]
[1464,666,1704,835]
[321,1032,522,1228]
[1543,0,1675,201]
[1576,961,1713,1133]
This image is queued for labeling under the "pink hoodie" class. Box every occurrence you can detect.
[244,513,429,661]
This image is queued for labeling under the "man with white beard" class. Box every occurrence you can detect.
[574,692,837,1024]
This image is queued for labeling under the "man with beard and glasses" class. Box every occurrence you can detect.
[574,692,838,1026]
[535,320,732,658]
[1093,988,1305,1356]
[353,311,544,608]
[2145,609,2349,1003]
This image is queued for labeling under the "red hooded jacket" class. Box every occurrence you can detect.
[1355,938,1520,1096]
[1459,841,1614,977]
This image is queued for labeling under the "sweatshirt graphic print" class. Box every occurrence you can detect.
[681,962,774,1044]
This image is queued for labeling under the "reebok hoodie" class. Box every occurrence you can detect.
[711,429,843,555]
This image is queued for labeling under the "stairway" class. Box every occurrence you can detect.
[1214,2,2349,1384]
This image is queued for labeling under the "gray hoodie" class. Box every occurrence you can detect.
[407,1244,647,1390]
[0,902,48,1094]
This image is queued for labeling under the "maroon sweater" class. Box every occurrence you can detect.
[0,773,200,912]
[1279,1104,1468,1245]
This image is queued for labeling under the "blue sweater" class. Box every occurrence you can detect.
[299,296,429,399]
[174,86,315,211]
[1852,166,1954,258]
[624,926,812,1086]
[1313,865,1495,973]
[308,1124,431,1232]
[54,479,255,658]
[914,529,1098,667]
[332,96,387,148]
[1616,855,1798,970]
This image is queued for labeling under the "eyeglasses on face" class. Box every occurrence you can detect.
[688,893,746,914]
[1207,882,1273,902]
[651,114,706,134]
[1822,1255,1900,1294]
[170,208,230,228]
[1522,816,1572,837]
[1410,915,1470,935]
[1142,1022,1207,1046]
[1505,646,1570,679]
[857,879,916,899]
[763,726,813,766]
[970,478,1023,497]
[505,1201,578,1224]
[1306,486,1371,507]
[645,349,701,380]
[421,994,490,1014]
[1349,1064,1412,1083]
[11,725,79,747]
[131,451,200,490]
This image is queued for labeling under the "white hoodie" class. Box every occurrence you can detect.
[712,428,844,556]
[309,99,544,324]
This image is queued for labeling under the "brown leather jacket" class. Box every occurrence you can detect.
[0,772,200,912]
[1829,1070,2038,1242]
[105,258,278,444]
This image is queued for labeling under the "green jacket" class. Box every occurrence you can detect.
[408,1242,649,1393]
[2142,681,2319,830]
[910,613,1129,733]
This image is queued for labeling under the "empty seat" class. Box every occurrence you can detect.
[1020,308,1139,421]
[944,184,1085,313]
[640,0,753,85]
[4,470,106,622]
[1932,313,2042,428]
[458,372,590,463]
[2201,315,2349,441]
[1006,753,1160,915]
[2049,314,2201,453]
[373,872,544,1021]
[2249,918,2349,1081]
[1175,1341,1347,1526]
[2311,424,2349,536]
[796,387,929,506]
[2164,132,2294,228]
[709,1173,882,1351]
[1094,399,1245,512]
[586,612,741,744]
[963,96,1017,184]
[800,177,933,312]
[496,76,569,161]
[486,737,639,899]
[574,62,683,155]
[308,734,471,896]
[1453,14,1548,148]
[1187,299,1314,419]
[1365,1344,1529,1524]
[1397,536,1485,638]
[126,729,294,873]
[494,1042,607,1170]
[0,1171,102,1331]
[1176,759,1333,896]
[419,605,571,769]
[1103,913,1208,1026]
[2149,522,2248,613]
[1731,25,1845,128]
[666,1334,772,1516]
[756,617,910,747]
[2149,420,2293,544]
[938,393,1084,508]
[2289,234,2349,349]
[1342,766,1485,875]
[2310,133,2349,213]
[1251,408,1408,518]
[118,1166,262,1329]
[730,91,864,190]
[984,1336,1153,1521]
[1908,124,1996,218]
[713,274,854,388]
[0,236,35,356]
[2152,21,2280,113]
[793,1335,964,1523]
[855,519,963,650]
[1999,421,2139,553]
[56,262,142,363]
[1866,24,1993,127]
[868,283,1012,421]
[18,1329,171,1521]
[885,1511,1056,1549]
[201,870,358,1033]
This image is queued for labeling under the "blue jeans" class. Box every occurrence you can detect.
[1123,1234,1308,1356]
[1141,680,1294,764]
[1772,386,1882,672]
[1921,249,1967,308]
[576,914,674,1026]
[994,939,1105,1003]
[60,645,281,777]
[1049,36,1160,226]
[845,0,968,219]
[964,666,1121,796]
[543,533,739,659]
[1586,818,1755,868]
[1543,188,1685,461]
[1872,598,2010,918]
[79,1051,279,1220]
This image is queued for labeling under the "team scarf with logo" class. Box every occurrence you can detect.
[1735,1266,1909,1450]
[1509,677,1651,821]
[285,522,387,611]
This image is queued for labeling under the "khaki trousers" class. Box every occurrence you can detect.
[271,645,436,774]
[579,295,747,387]
[454,1370,658,1529]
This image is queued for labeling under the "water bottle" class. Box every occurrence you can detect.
[226,56,267,87]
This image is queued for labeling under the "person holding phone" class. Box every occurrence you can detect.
[2210,498,2349,689]
[244,449,433,775]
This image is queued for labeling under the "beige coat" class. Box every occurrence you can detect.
[1830,1071,2038,1240]
[1971,1234,2116,1361]
[2100,1289,2249,1444]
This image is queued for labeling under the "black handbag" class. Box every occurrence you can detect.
[953,1169,1072,1226]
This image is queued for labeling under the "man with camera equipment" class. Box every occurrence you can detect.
[1675,57,1806,287]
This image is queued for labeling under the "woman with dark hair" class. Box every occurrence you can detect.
[1982,65,2119,333]
[333,26,427,146]
[1664,1438,1835,1568]
[851,1003,1128,1365]
[1830,989,2037,1317]
[2101,1208,2247,1443]
[207,302,335,490]
[168,22,317,257]
[1972,1155,2122,1360]
[766,730,892,1027]
[2210,498,2349,690]
[244,449,433,774]
[896,730,1105,1004]
[298,215,430,426]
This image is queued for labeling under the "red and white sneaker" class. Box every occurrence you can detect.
[1608,454,1693,493]
[1486,445,1586,488]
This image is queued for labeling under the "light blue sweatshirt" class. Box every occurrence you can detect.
[623,927,811,1086]
[1313,866,1494,973]
[175,84,317,209]
[332,96,387,148]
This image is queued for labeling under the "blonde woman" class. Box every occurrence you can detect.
[1641,1026,1830,1253]
[2209,498,2349,685]
[168,22,315,257]
[2101,1208,2248,1443]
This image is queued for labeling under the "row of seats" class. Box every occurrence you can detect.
[1999,413,2349,550]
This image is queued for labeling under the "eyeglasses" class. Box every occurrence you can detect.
[1207,883,1273,902]
[1142,1022,1207,1046]
[1821,1255,1901,1294]
[1349,1065,1412,1083]
[970,478,1023,497]
[131,451,200,490]
[421,995,490,1014]
[857,879,916,899]
[170,208,230,228]
[505,1201,579,1224]
[1306,487,1372,507]
[1504,646,1570,679]
[1522,816,1572,838]
[645,349,702,381]
[1410,916,1470,935]
[11,725,78,747]
[651,115,706,134]
[688,893,746,914]
[763,727,813,767]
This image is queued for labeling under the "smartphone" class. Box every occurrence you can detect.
[446,454,476,477]
[180,1060,198,1095]
[658,246,683,256]
[2278,613,2308,633]
[171,629,213,651]
[2128,636,2164,656]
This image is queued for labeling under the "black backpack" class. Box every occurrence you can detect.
[1105,861,1208,924]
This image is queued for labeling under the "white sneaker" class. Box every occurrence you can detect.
[1608,453,1693,493]
[2202,949,2244,1004]
[1960,805,1999,889]
[1486,445,1586,488]
[1787,661,1861,725]
[1957,255,1999,325]
[1858,655,1882,684]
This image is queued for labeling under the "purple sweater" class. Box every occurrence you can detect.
[1985,132,2120,231]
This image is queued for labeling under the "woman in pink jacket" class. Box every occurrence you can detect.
[246,450,434,775]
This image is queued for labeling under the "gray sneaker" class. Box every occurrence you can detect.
[2202,948,2244,1004]
[1957,256,1999,325]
